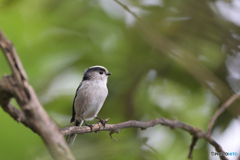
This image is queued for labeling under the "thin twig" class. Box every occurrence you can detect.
[207,93,240,136]
[109,129,120,142]
[188,136,198,159]
[114,0,144,24]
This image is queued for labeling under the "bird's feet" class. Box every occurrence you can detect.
[95,117,106,127]
[84,121,93,131]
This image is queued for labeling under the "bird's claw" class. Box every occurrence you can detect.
[95,117,106,127]
[84,121,93,131]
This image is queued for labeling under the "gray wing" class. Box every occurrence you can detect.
[70,82,82,123]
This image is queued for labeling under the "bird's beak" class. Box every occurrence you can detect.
[106,72,112,76]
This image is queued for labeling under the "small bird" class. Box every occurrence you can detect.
[66,65,111,146]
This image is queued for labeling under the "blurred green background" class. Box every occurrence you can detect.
[1,0,240,160]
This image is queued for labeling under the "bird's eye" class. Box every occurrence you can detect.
[99,71,103,75]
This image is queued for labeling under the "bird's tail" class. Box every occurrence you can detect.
[66,120,83,147]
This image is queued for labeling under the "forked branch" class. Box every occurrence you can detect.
[0,29,75,160]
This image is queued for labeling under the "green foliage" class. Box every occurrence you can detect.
[0,0,239,159]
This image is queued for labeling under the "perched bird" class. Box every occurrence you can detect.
[66,65,111,146]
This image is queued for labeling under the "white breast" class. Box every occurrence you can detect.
[74,80,108,121]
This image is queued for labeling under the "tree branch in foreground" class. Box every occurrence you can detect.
[0,29,75,160]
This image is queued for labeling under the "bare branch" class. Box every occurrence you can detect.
[114,0,145,25]
[2,101,30,126]
[61,118,227,160]
[207,93,240,136]
[0,29,75,160]
[188,136,198,159]
[109,129,120,142]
